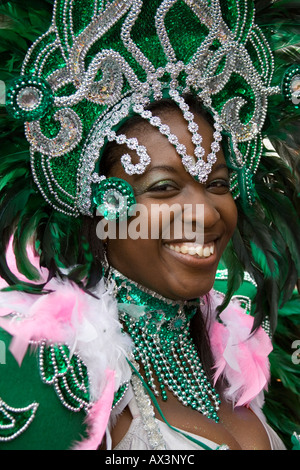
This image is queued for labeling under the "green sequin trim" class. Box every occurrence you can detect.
[113,269,199,320]
[38,341,129,414]
[112,382,129,410]
[39,342,90,412]
[0,398,38,442]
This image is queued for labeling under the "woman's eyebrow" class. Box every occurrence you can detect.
[131,164,177,188]
[134,163,228,182]
[146,165,178,174]
[147,163,228,173]
[212,163,228,171]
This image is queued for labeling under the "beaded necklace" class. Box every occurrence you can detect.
[110,267,221,423]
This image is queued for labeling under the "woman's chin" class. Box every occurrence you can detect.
[152,276,217,302]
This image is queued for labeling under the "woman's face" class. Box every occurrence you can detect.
[105,108,237,300]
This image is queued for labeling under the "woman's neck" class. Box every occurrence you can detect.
[110,265,201,322]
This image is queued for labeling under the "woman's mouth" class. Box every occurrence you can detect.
[165,241,215,259]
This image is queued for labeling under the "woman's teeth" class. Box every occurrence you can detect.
[166,242,215,258]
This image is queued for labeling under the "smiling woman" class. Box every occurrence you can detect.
[103,98,237,301]
[93,98,276,450]
[0,0,300,452]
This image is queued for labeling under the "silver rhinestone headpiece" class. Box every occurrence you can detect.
[7,0,280,216]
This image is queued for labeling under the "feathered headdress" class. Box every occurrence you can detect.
[0,0,299,330]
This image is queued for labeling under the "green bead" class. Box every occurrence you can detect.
[117,275,220,423]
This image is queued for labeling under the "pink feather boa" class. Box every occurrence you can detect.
[209,295,273,407]
[73,369,116,450]
[0,239,132,450]
[0,278,92,365]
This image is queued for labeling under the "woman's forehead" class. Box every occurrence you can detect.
[123,109,225,167]
[110,116,227,183]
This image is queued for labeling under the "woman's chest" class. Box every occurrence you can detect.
[155,394,271,450]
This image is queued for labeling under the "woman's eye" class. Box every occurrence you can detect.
[206,179,230,194]
[148,181,179,192]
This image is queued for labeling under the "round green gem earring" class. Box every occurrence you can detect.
[93,177,136,221]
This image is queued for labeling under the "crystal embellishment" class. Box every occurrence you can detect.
[94,177,136,220]
[282,65,300,107]
[17,87,42,111]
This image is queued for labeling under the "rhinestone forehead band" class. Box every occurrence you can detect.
[7,0,281,217]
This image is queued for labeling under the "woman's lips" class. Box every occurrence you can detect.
[163,240,219,268]
[165,241,215,259]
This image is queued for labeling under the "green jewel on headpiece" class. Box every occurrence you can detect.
[6,0,282,217]
[282,65,300,108]
[6,75,53,122]
[93,177,136,220]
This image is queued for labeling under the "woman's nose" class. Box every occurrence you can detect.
[181,189,221,242]
[203,197,221,229]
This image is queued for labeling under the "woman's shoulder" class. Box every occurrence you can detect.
[0,275,133,450]
[0,328,87,450]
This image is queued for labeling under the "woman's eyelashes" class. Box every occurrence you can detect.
[148,179,180,192]
[133,173,230,197]
[130,178,179,197]
[143,177,230,195]
[206,178,230,194]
